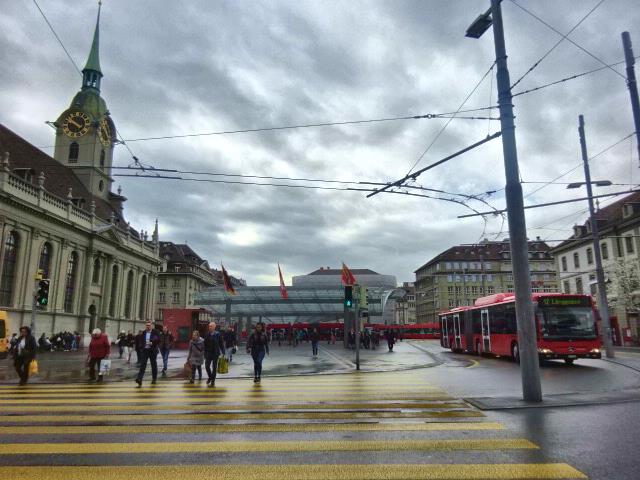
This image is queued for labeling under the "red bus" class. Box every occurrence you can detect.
[438,293,602,364]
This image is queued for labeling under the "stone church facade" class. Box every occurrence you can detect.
[0,8,159,341]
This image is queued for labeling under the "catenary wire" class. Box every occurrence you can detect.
[509,0,607,90]
[405,61,497,176]
[32,0,82,75]
[509,0,626,81]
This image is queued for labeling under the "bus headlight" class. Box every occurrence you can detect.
[538,348,553,354]
[590,348,600,354]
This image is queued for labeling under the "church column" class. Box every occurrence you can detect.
[78,246,94,338]
[100,255,113,333]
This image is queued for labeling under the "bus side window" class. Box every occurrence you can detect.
[472,310,482,334]
[504,304,517,334]
[492,305,506,334]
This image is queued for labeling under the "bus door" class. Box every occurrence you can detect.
[441,316,449,348]
[453,314,462,349]
[481,309,491,353]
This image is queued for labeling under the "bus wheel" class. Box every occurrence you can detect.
[512,342,520,364]
[564,358,575,365]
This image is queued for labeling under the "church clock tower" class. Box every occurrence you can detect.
[53,3,115,200]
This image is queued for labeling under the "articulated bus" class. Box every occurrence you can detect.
[438,293,602,364]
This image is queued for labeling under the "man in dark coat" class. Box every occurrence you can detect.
[14,326,37,385]
[203,322,225,387]
[135,321,160,386]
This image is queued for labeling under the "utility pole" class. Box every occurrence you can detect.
[622,32,640,165]
[355,287,360,370]
[578,115,615,358]
[490,0,542,402]
[462,268,469,307]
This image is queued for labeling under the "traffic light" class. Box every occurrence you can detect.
[36,279,50,307]
[344,286,353,308]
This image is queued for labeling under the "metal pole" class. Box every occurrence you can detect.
[578,114,615,358]
[355,295,360,370]
[462,268,469,307]
[622,32,640,166]
[490,0,542,402]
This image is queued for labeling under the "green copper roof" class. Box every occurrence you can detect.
[83,3,102,74]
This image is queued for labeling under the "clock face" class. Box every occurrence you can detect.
[62,111,91,138]
[98,118,112,147]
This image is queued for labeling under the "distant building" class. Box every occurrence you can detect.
[394,282,416,324]
[292,267,396,289]
[414,239,558,323]
[155,242,218,322]
[550,191,640,345]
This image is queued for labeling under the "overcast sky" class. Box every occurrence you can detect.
[1,0,639,286]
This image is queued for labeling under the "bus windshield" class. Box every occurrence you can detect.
[540,306,597,340]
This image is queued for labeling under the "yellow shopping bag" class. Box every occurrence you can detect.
[28,359,38,376]
[217,356,228,374]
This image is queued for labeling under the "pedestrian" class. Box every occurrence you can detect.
[246,322,269,383]
[310,327,320,357]
[87,328,110,383]
[125,330,135,363]
[386,329,395,352]
[159,326,175,376]
[117,331,126,359]
[134,330,144,366]
[135,321,160,386]
[187,330,204,383]
[203,322,225,387]
[347,329,356,350]
[223,326,236,363]
[13,326,37,385]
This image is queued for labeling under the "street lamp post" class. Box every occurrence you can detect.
[467,0,542,402]
[572,114,615,358]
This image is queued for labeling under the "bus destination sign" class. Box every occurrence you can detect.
[538,296,591,307]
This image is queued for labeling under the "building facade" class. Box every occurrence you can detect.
[0,9,159,341]
[394,282,416,324]
[551,192,640,345]
[155,242,219,321]
[414,239,558,323]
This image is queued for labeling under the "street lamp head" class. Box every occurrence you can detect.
[466,10,493,38]
[567,180,613,189]
[566,182,584,189]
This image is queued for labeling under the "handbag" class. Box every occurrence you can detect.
[183,362,192,378]
[99,359,111,375]
[217,356,228,374]
[28,359,38,375]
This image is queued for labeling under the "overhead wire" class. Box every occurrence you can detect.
[509,0,608,90]
[32,0,82,75]
[509,0,626,81]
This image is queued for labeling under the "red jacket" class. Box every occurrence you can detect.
[89,334,111,359]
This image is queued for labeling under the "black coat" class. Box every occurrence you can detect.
[14,335,37,360]
[247,331,270,355]
[135,330,160,353]
[203,331,225,357]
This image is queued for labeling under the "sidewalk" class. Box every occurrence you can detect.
[0,340,437,384]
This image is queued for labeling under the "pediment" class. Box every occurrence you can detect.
[94,224,123,244]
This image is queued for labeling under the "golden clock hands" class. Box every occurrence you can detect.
[67,117,82,129]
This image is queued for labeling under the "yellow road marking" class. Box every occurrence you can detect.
[0,464,589,480]
[466,359,480,368]
[0,410,484,422]
[0,421,504,435]
[0,438,537,454]
[0,401,465,412]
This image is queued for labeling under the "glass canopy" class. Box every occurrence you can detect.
[194,286,406,323]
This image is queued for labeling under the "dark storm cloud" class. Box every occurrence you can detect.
[2,0,639,284]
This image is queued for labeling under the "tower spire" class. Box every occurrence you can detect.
[82,1,103,92]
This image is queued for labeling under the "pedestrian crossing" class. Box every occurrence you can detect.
[0,372,587,479]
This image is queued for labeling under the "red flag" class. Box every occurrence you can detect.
[341,262,356,286]
[221,263,236,295]
[278,263,289,299]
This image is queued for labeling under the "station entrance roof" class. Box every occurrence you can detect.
[194,286,406,322]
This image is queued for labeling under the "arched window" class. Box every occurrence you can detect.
[0,231,19,306]
[124,270,134,318]
[138,275,147,320]
[92,258,101,284]
[108,265,118,317]
[63,252,78,313]
[99,149,105,169]
[38,242,52,279]
[68,142,79,163]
